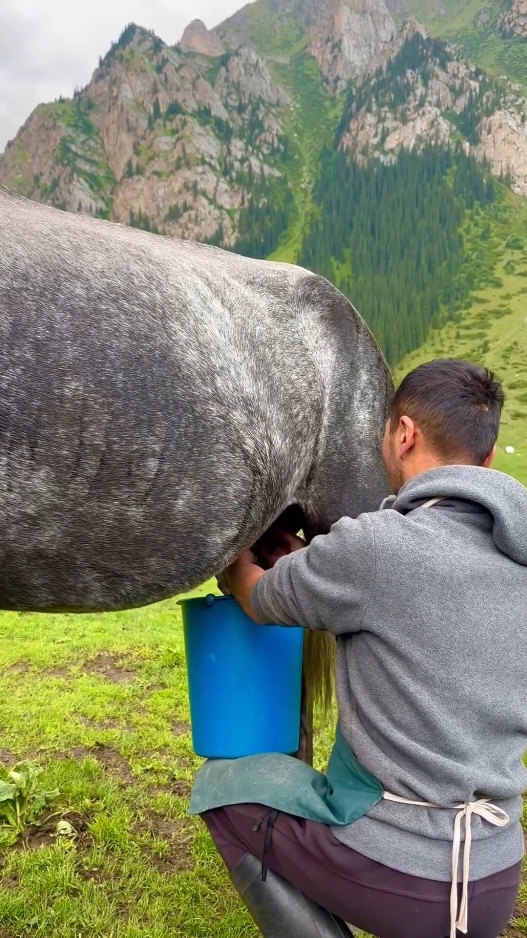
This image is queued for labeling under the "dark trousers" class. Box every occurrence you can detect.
[202,804,521,938]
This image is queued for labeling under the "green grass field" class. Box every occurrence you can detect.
[0,584,523,938]
[0,578,341,938]
[0,583,265,938]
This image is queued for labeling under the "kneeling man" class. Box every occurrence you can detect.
[198,360,527,938]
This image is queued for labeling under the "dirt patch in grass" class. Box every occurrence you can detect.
[7,811,93,853]
[2,662,30,675]
[0,661,72,685]
[135,816,195,874]
[0,749,20,769]
[40,667,72,679]
[172,721,190,737]
[170,779,192,799]
[45,743,135,785]
[27,811,92,851]
[79,716,135,733]
[83,653,137,684]
[89,743,135,784]
[174,754,196,772]
[503,896,527,936]
[76,862,109,884]
[147,778,192,799]
[0,874,19,889]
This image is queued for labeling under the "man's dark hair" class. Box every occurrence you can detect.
[390,359,504,465]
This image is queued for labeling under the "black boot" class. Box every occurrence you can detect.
[230,853,351,937]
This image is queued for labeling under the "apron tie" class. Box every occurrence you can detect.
[253,808,279,882]
[383,792,509,938]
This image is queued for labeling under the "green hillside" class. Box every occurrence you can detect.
[299,144,497,366]
[235,42,341,264]
[400,0,527,92]
[230,17,527,488]
[232,28,526,385]
[395,187,527,487]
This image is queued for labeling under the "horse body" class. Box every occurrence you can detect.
[0,186,393,613]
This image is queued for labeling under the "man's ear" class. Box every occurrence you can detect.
[482,445,496,468]
[397,415,417,460]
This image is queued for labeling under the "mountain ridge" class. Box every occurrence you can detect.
[3,0,527,233]
[2,0,527,375]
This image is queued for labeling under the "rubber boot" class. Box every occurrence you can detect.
[230,853,351,938]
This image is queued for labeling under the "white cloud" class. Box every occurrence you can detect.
[0,0,246,152]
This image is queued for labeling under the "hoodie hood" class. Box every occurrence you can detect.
[389,465,527,565]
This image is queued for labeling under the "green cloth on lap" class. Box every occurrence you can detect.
[189,724,383,824]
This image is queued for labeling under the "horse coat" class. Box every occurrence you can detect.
[0,185,393,613]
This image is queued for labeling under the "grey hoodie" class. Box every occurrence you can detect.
[252,466,527,881]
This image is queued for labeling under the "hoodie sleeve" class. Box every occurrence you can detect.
[251,514,376,634]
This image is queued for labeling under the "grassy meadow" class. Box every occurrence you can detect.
[396,188,527,488]
[0,584,264,938]
[0,191,527,936]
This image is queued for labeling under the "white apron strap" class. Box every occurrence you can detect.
[383,792,509,938]
[420,497,444,509]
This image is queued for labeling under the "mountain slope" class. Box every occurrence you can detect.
[0,23,291,245]
[395,0,527,93]
[3,1,527,239]
[2,0,527,378]
[394,187,527,488]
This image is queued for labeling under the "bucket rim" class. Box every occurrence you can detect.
[178,593,232,607]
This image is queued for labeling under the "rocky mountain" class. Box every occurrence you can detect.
[180,20,225,57]
[337,27,527,197]
[0,0,400,246]
[309,0,396,94]
[0,22,289,245]
[3,0,527,253]
[498,0,527,39]
[0,0,527,247]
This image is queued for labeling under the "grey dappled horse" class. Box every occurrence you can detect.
[0,186,393,744]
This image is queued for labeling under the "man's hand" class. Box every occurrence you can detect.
[217,533,306,622]
[217,550,266,621]
[217,549,259,596]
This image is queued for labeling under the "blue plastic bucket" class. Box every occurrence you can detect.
[180,594,304,759]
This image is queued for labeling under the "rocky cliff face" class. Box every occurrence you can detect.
[214,0,395,92]
[309,0,396,94]
[213,0,329,49]
[336,24,527,196]
[474,109,527,196]
[0,23,289,245]
[497,0,527,38]
[180,20,224,56]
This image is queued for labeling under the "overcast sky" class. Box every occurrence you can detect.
[0,0,246,152]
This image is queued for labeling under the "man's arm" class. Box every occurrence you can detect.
[220,514,376,634]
